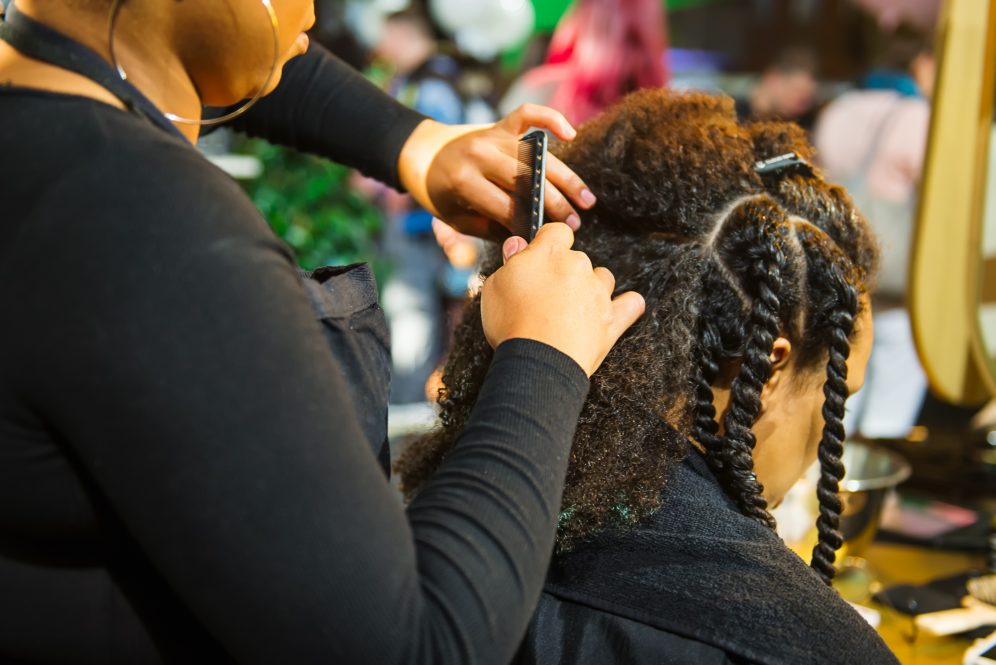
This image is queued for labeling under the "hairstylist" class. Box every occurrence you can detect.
[0,1,645,663]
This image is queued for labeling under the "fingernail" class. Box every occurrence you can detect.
[503,237,523,262]
[566,213,581,230]
[580,189,596,208]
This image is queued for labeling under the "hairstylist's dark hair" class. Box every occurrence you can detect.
[877,24,934,72]
[396,90,878,584]
[385,7,436,39]
[769,45,819,76]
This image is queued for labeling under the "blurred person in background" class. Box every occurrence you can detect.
[377,8,466,126]
[734,45,819,130]
[371,7,483,404]
[814,27,934,440]
[499,0,668,126]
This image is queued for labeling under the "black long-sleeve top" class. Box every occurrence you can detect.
[220,43,424,189]
[0,46,590,663]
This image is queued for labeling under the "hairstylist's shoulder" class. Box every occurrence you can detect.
[50,119,290,265]
[4,105,313,396]
[17,119,302,325]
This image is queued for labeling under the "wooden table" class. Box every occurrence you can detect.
[850,542,987,664]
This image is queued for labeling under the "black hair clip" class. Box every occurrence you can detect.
[754,152,813,176]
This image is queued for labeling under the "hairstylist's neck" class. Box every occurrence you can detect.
[9,0,201,142]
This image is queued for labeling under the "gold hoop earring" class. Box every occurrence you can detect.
[107,0,281,126]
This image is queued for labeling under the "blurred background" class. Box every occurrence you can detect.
[201,2,996,661]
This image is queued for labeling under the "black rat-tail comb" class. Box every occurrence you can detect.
[512,130,548,241]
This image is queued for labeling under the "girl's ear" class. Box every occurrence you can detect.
[762,337,794,396]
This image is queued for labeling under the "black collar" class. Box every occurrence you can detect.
[542,430,896,665]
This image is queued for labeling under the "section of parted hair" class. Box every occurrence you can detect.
[702,196,800,529]
[396,89,878,570]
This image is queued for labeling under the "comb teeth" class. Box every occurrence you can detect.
[512,130,547,241]
[512,139,537,238]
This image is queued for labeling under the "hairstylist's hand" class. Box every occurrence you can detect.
[396,105,597,240]
[481,224,645,377]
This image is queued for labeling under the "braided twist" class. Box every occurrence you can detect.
[694,319,726,473]
[796,229,859,584]
[713,198,790,529]
[811,287,857,581]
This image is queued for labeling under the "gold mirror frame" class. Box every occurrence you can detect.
[908,0,996,404]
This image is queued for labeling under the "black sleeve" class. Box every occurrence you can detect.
[16,141,588,664]
[218,44,427,189]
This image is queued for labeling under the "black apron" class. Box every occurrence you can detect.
[0,6,393,474]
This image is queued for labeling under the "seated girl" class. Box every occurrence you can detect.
[396,90,898,665]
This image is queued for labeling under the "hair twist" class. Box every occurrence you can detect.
[693,318,726,473]
[709,197,792,528]
[795,227,859,583]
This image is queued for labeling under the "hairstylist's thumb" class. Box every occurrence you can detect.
[608,291,646,342]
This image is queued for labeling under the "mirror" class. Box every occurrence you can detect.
[973,20,996,398]
[908,0,995,404]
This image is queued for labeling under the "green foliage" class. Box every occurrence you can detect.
[236,138,386,273]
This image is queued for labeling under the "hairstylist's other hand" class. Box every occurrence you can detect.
[396,105,597,240]
[481,224,645,377]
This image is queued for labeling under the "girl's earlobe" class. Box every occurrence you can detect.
[769,337,793,370]
[762,337,794,399]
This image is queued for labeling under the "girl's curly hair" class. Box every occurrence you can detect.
[395,89,879,584]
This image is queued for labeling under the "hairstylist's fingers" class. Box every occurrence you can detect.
[542,180,581,229]
[608,291,647,340]
[528,222,575,253]
[593,266,616,295]
[474,128,590,227]
[471,145,581,230]
[440,213,510,241]
[432,217,460,251]
[546,152,596,211]
[453,177,514,228]
[502,236,527,263]
[569,248,594,274]
[499,103,577,141]
[481,228,640,375]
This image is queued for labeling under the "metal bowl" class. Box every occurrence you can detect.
[836,442,912,558]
